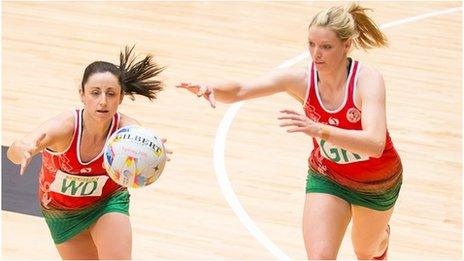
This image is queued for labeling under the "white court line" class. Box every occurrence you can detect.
[213,7,462,260]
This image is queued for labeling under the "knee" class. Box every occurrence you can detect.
[97,237,132,259]
[98,247,131,260]
[307,244,338,260]
[354,246,378,260]
[353,231,389,259]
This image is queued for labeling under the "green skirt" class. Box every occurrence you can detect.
[41,190,130,244]
[306,169,402,211]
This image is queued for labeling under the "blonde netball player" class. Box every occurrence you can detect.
[7,46,172,260]
[178,3,401,260]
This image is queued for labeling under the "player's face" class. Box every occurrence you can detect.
[80,72,123,121]
[308,26,351,72]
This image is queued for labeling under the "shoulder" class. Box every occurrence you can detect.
[357,63,384,83]
[46,111,75,135]
[118,113,141,127]
[35,110,75,151]
[355,63,386,104]
[356,63,385,94]
[272,66,308,100]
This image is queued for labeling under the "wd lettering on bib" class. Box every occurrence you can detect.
[317,138,369,164]
[49,170,108,197]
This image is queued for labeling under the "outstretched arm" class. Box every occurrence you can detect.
[7,112,74,175]
[177,67,307,108]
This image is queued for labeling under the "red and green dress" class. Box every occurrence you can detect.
[39,109,129,244]
[303,59,403,211]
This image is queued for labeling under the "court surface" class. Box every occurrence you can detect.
[2,1,462,259]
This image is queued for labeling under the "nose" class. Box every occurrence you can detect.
[99,94,107,106]
[314,47,322,59]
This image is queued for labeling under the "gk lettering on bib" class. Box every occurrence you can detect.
[317,138,369,164]
[49,170,108,197]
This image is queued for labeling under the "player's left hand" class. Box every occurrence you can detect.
[161,138,173,161]
[278,109,320,137]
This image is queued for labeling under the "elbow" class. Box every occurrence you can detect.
[370,140,386,158]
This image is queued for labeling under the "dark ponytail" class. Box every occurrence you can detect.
[119,45,165,101]
[81,45,165,101]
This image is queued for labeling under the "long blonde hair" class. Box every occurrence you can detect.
[309,3,388,50]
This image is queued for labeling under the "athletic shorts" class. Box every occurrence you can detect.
[41,189,130,244]
[305,168,402,211]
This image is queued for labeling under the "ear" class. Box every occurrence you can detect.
[344,38,353,53]
[79,88,85,104]
[119,93,124,104]
[118,84,124,104]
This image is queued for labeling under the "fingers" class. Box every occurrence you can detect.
[278,109,304,121]
[208,92,216,108]
[161,138,173,153]
[20,160,26,176]
[279,121,295,127]
[175,82,191,89]
[176,82,200,94]
[278,109,314,126]
[20,151,31,175]
[285,127,307,133]
[165,149,172,161]
[177,83,216,108]
[278,109,315,135]
[279,120,305,128]
[161,138,172,161]
[164,147,173,155]
[277,114,301,121]
[198,85,216,108]
[197,84,208,97]
[279,109,300,115]
[278,109,305,127]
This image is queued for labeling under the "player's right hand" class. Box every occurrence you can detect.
[176,82,216,108]
[19,133,46,175]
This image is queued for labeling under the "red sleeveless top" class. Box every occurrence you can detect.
[304,60,402,192]
[39,109,125,210]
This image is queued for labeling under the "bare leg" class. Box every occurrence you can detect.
[351,205,394,259]
[90,212,132,260]
[303,193,352,260]
[55,229,99,260]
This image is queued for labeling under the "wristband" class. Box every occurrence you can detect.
[320,124,330,141]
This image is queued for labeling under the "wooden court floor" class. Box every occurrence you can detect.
[2,1,462,259]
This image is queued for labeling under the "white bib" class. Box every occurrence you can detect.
[317,138,369,164]
[49,170,108,197]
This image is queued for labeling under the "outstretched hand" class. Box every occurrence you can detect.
[278,109,320,137]
[20,133,47,175]
[176,82,216,108]
[161,138,173,161]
